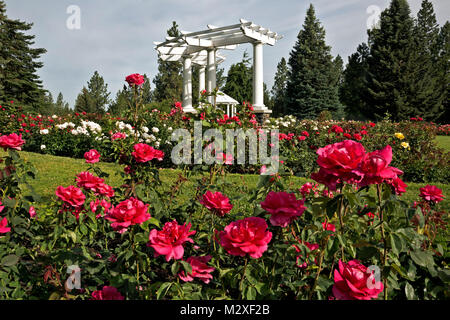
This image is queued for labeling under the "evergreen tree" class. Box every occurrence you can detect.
[109,74,151,116]
[223,51,253,103]
[271,57,288,117]
[0,0,47,109]
[340,43,370,119]
[436,22,449,123]
[86,71,110,114]
[406,0,445,121]
[285,4,341,119]
[216,67,226,90]
[365,0,416,121]
[74,87,93,114]
[152,21,183,102]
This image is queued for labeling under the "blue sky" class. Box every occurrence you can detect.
[4,0,450,108]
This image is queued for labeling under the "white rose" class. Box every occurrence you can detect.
[152,127,159,133]
[40,145,46,150]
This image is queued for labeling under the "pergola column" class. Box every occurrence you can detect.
[252,41,265,110]
[199,65,206,95]
[207,48,216,104]
[182,55,195,113]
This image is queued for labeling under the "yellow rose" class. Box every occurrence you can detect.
[395,133,405,140]
[401,142,410,149]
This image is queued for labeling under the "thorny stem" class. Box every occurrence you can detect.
[377,184,388,300]
[309,239,327,300]
[239,258,249,298]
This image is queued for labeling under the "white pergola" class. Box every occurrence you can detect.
[154,19,283,114]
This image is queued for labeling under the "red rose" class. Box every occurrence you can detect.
[91,286,124,300]
[389,177,407,195]
[331,125,343,134]
[84,149,100,163]
[332,259,383,300]
[218,217,272,259]
[76,171,104,191]
[0,217,11,234]
[260,191,305,227]
[178,256,215,284]
[132,143,164,163]
[322,221,336,233]
[0,133,25,151]
[199,191,233,217]
[94,183,115,198]
[104,197,150,233]
[316,140,366,184]
[55,185,86,207]
[311,168,341,191]
[147,220,196,261]
[419,185,444,203]
[125,73,145,87]
[353,133,362,141]
[299,182,315,198]
[356,145,403,186]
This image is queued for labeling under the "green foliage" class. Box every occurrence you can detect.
[0,0,47,112]
[223,51,253,104]
[285,4,341,119]
[74,71,111,114]
[271,57,288,117]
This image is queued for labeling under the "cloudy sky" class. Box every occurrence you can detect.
[4,0,449,107]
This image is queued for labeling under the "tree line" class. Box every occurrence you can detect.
[0,0,448,122]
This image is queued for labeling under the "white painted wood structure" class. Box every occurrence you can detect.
[154,19,283,114]
[215,91,239,117]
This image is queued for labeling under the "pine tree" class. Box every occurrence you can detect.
[340,43,370,119]
[86,71,110,114]
[285,4,341,119]
[0,0,47,109]
[109,74,151,116]
[436,22,449,123]
[407,0,445,121]
[152,21,183,103]
[271,57,288,117]
[223,51,253,103]
[365,0,416,121]
[74,87,93,114]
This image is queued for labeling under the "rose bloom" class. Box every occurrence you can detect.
[178,256,215,284]
[104,197,150,233]
[199,191,233,217]
[76,171,104,191]
[419,185,444,203]
[125,73,145,87]
[293,241,319,268]
[218,217,272,259]
[356,145,403,186]
[0,217,11,234]
[111,132,127,140]
[132,143,164,163]
[147,220,196,261]
[0,133,25,151]
[322,221,336,233]
[29,206,37,218]
[91,286,124,300]
[311,168,341,191]
[299,182,315,198]
[55,185,86,207]
[94,183,115,198]
[0,200,4,213]
[389,177,407,195]
[316,140,366,183]
[332,259,383,300]
[260,191,305,227]
[331,125,344,134]
[84,149,101,163]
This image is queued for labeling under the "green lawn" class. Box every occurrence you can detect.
[2,150,449,211]
[435,135,450,152]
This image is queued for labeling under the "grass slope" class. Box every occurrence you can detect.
[2,150,448,211]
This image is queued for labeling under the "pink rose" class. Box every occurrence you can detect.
[216,152,233,165]
[147,220,196,261]
[0,133,25,151]
[178,256,215,284]
[76,172,104,191]
[91,286,124,300]
[356,145,403,186]
[332,259,383,300]
[316,140,366,184]
[419,185,444,203]
[125,73,145,87]
[111,132,127,140]
[389,177,407,195]
[104,198,150,233]
[322,221,336,233]
[84,149,101,164]
[0,201,4,214]
[0,217,11,233]
[218,217,272,259]
[199,191,233,217]
[29,206,37,218]
[94,183,115,198]
[55,185,86,207]
[260,191,305,227]
[132,143,164,163]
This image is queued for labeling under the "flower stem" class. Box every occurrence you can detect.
[239,258,248,298]
[377,184,388,300]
